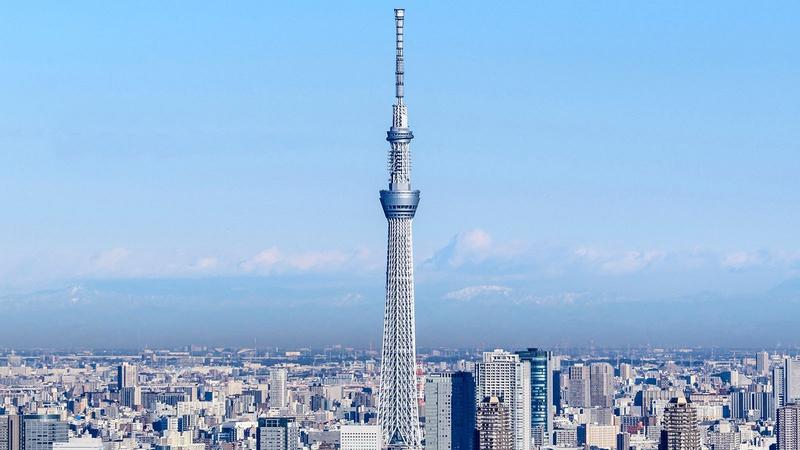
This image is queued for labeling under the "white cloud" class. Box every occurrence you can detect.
[240,247,282,272]
[516,292,584,306]
[722,251,756,269]
[598,250,664,275]
[572,247,665,275]
[718,249,800,271]
[91,248,130,271]
[239,246,372,274]
[285,250,352,271]
[443,285,512,301]
[442,285,585,306]
[193,257,219,271]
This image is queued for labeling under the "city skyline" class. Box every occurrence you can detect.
[2,2,800,347]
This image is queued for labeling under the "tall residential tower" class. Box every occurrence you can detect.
[378,9,422,450]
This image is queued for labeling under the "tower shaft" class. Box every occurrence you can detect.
[378,8,421,450]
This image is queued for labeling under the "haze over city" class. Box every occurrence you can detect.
[2,2,799,348]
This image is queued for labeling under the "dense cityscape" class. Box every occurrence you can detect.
[0,347,798,450]
[2,4,798,450]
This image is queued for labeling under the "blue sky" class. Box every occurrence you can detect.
[1,2,799,348]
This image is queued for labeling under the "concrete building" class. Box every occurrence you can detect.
[20,415,67,450]
[117,363,137,389]
[590,363,615,408]
[757,352,770,377]
[578,424,616,450]
[154,431,204,450]
[340,425,381,450]
[567,365,590,408]
[256,417,299,450]
[785,359,800,404]
[658,398,700,450]
[777,403,800,450]
[0,415,20,450]
[553,427,578,447]
[269,368,288,409]
[120,386,141,408]
[730,389,774,422]
[705,421,740,450]
[619,364,633,382]
[424,372,475,450]
[475,350,531,450]
[776,365,788,409]
[476,397,513,450]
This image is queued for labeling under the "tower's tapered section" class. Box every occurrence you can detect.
[378,8,421,450]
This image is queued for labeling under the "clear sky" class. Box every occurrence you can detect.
[1,2,799,348]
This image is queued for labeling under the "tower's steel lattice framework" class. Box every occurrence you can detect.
[378,8,422,450]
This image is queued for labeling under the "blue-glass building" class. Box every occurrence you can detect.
[517,348,554,445]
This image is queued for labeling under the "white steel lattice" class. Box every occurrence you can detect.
[379,217,421,449]
[388,140,411,187]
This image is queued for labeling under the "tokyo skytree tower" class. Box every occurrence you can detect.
[378,8,422,450]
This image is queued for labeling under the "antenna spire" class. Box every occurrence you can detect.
[394,9,405,100]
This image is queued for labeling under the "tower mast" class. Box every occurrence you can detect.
[378,8,422,450]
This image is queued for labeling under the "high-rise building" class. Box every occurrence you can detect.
[475,350,531,450]
[0,417,7,450]
[730,389,774,422]
[0,414,20,450]
[424,372,475,450]
[777,365,789,410]
[778,403,800,450]
[476,397,513,450]
[516,348,553,446]
[757,352,770,377]
[775,403,800,450]
[590,363,615,408]
[120,386,141,408]
[117,363,137,390]
[20,415,68,450]
[784,359,800,404]
[269,368,288,409]
[619,363,634,382]
[340,425,382,450]
[378,8,422,450]
[567,365,590,408]
[552,370,562,413]
[658,398,700,450]
[256,417,299,450]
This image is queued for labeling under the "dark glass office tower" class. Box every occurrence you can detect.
[516,348,553,445]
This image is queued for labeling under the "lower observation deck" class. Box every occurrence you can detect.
[380,190,420,219]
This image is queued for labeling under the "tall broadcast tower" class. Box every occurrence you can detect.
[378,8,422,450]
